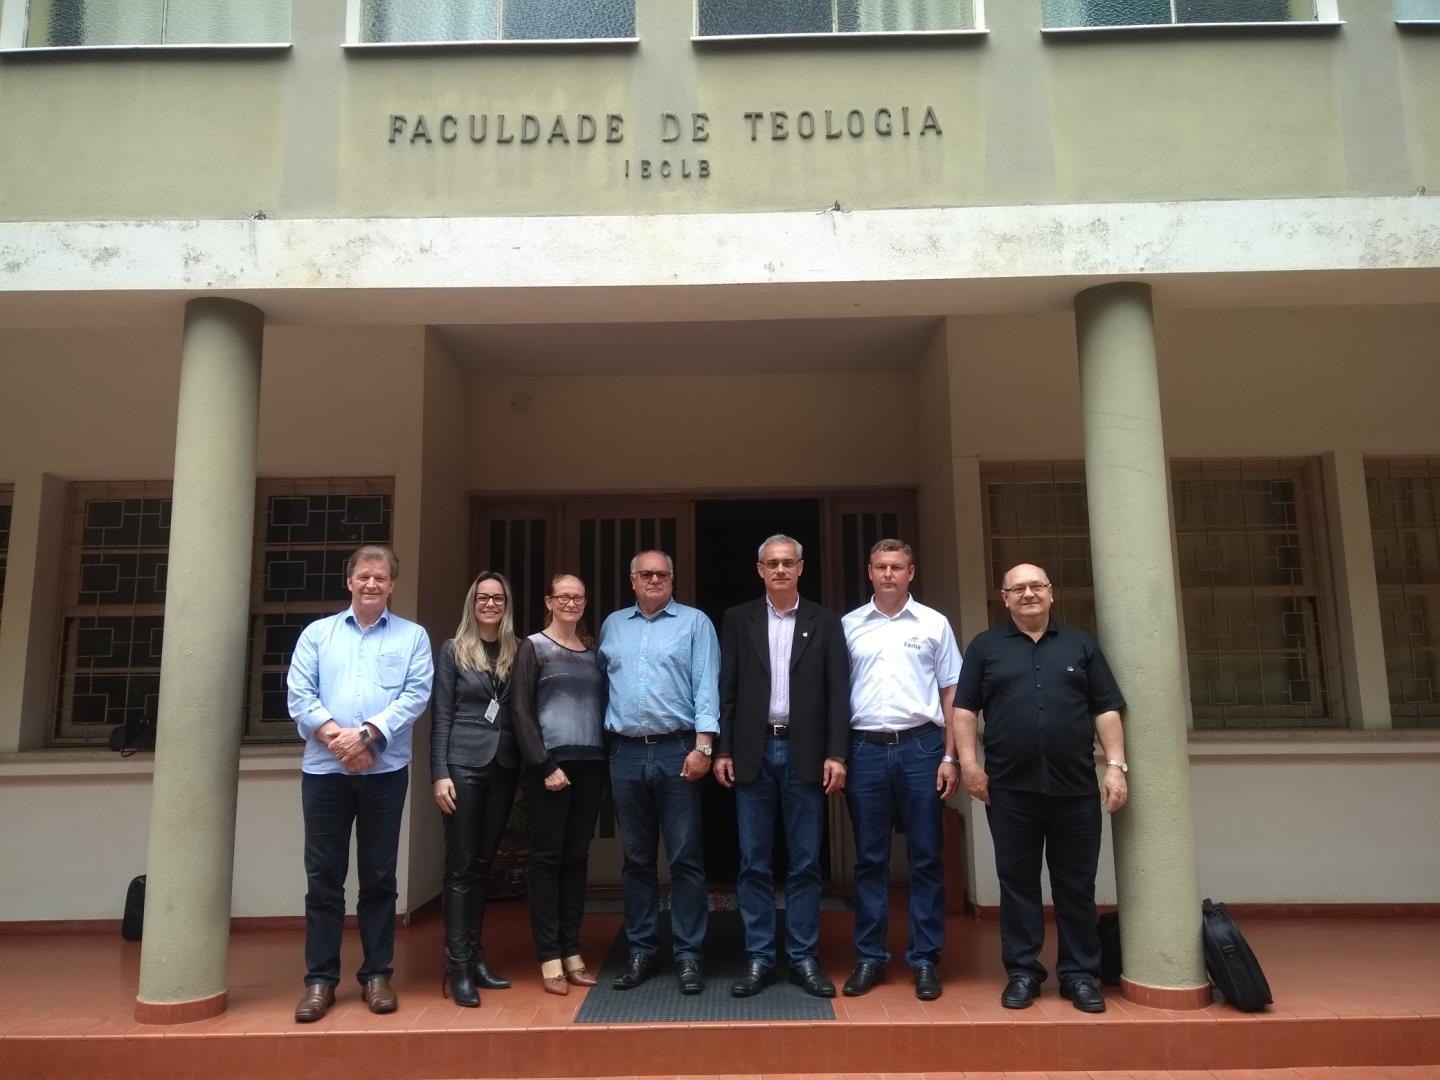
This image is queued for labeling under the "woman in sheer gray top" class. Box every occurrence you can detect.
[511,572,607,995]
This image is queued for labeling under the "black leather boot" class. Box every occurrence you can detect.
[442,956,480,1008]
[443,885,480,1006]
[472,949,511,990]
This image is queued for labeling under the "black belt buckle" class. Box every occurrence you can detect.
[858,725,925,746]
[624,731,681,745]
[766,724,789,738]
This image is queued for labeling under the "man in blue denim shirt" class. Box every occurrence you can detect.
[597,549,720,996]
[287,544,433,1023]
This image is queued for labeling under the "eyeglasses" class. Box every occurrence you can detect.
[550,594,587,607]
[474,593,508,608]
[632,570,673,582]
[1001,582,1052,596]
[761,559,800,570]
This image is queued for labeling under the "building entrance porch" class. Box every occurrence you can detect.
[3,898,1437,1077]
[472,490,917,891]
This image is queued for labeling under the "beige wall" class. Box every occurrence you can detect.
[945,304,1440,462]
[2,1,1435,222]
[964,742,1440,909]
[466,370,918,493]
[3,300,1439,918]
[0,756,306,920]
[0,324,423,478]
[1190,745,1440,903]
[914,321,962,618]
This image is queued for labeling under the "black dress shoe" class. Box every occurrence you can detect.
[472,958,511,990]
[611,951,657,991]
[787,957,836,998]
[730,959,775,998]
[842,959,887,997]
[1001,973,1041,1009]
[677,958,705,995]
[913,962,942,1001]
[1060,977,1107,1013]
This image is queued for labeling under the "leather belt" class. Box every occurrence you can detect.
[765,724,789,739]
[612,731,688,745]
[854,724,931,745]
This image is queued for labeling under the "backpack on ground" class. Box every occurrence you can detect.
[1097,910,1123,986]
[1201,898,1272,1012]
[121,875,146,942]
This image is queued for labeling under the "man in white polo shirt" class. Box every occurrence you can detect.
[841,538,961,1001]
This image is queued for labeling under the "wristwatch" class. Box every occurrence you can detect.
[941,755,959,766]
[358,726,373,745]
[694,742,713,757]
[1105,759,1127,774]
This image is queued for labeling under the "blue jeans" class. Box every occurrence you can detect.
[301,766,409,986]
[844,727,946,968]
[608,735,707,961]
[735,736,825,966]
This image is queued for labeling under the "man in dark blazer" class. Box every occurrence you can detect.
[716,534,851,999]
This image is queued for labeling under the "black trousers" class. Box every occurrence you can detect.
[524,760,608,962]
[443,761,519,965]
[301,766,408,986]
[985,787,1102,985]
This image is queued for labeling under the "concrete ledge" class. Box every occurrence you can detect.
[1121,975,1213,1010]
[1,196,1438,328]
[0,746,302,778]
[133,989,227,1025]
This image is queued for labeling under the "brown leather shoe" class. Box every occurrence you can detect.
[564,966,598,987]
[294,984,335,1023]
[361,975,398,1014]
[542,973,570,996]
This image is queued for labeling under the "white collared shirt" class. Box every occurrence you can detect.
[842,595,962,732]
[767,595,800,723]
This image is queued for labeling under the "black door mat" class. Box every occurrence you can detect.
[573,910,837,1024]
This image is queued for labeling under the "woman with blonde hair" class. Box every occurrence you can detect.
[512,573,608,994]
[432,571,520,1007]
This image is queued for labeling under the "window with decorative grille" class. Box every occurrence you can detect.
[52,479,393,746]
[982,459,1346,729]
[1367,458,1440,729]
[982,462,1097,638]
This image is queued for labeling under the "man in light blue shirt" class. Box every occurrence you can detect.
[287,544,433,1023]
[597,549,720,996]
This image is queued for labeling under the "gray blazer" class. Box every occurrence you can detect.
[430,639,519,781]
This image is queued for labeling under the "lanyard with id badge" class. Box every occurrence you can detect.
[484,698,500,725]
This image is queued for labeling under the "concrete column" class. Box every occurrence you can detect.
[1075,283,1209,1008]
[1322,451,1392,729]
[136,299,263,1023]
[0,473,67,752]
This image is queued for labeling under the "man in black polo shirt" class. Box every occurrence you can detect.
[951,563,1128,1014]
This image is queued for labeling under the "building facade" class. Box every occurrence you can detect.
[1,0,1438,1014]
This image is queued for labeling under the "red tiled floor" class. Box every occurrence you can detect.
[0,902,1438,1078]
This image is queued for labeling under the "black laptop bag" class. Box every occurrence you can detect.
[1201,898,1272,1011]
[121,875,146,942]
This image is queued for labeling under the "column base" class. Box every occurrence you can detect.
[134,989,227,1025]
[1120,975,1212,1010]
